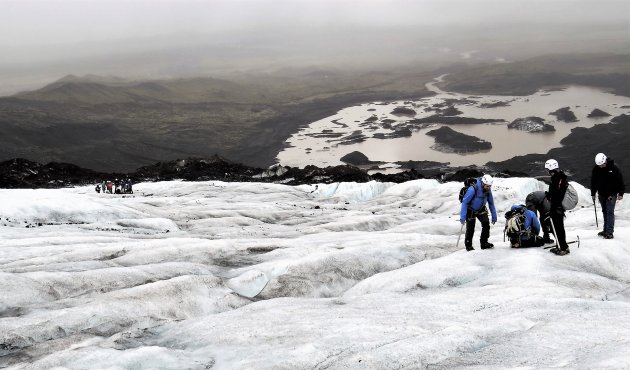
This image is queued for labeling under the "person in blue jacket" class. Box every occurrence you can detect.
[460,174,498,251]
[507,203,545,248]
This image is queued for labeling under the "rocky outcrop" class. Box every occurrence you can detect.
[340,151,373,166]
[549,107,578,122]
[409,116,503,125]
[391,107,417,116]
[587,108,611,118]
[426,126,492,153]
[507,116,555,132]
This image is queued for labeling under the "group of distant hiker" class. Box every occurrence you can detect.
[459,153,624,256]
[95,178,133,194]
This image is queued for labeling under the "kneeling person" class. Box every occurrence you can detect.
[505,203,544,248]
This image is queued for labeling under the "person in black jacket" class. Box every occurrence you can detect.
[544,159,570,255]
[591,153,625,239]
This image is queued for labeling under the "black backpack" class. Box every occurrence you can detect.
[458,177,478,203]
[504,206,528,239]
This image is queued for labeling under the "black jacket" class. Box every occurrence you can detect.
[591,158,625,198]
[547,170,568,214]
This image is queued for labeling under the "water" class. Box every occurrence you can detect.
[276,75,630,168]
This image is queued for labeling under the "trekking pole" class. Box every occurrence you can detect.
[456,223,465,248]
[593,198,599,229]
[549,218,560,250]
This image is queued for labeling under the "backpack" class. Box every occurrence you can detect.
[561,183,578,210]
[504,206,528,239]
[458,177,478,203]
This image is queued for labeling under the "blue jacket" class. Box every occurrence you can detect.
[460,177,498,223]
[510,204,541,239]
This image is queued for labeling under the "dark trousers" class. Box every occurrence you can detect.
[465,207,490,248]
[599,196,616,235]
[550,212,569,250]
[510,235,544,248]
[540,215,552,239]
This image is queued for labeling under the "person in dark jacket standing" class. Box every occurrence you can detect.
[545,159,571,255]
[525,190,553,243]
[591,153,625,239]
[460,174,498,251]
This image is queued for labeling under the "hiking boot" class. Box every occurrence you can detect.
[466,245,475,251]
[480,242,494,250]
[552,248,570,256]
[543,236,554,244]
[604,233,614,239]
[597,231,606,237]
[511,243,520,248]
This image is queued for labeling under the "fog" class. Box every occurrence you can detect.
[1,0,628,95]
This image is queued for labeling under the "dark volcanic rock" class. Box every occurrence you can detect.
[334,131,367,145]
[426,126,492,154]
[587,108,611,118]
[0,158,110,188]
[134,156,259,182]
[508,116,555,132]
[391,107,417,116]
[340,151,373,166]
[610,113,629,125]
[444,168,485,182]
[371,169,424,182]
[372,127,412,139]
[441,106,463,116]
[479,101,511,108]
[549,107,578,122]
[409,115,504,125]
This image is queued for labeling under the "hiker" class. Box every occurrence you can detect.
[505,203,544,248]
[591,153,625,239]
[544,159,570,255]
[460,174,498,251]
[106,180,113,194]
[123,178,133,194]
[95,184,101,193]
[114,179,121,194]
[525,191,554,243]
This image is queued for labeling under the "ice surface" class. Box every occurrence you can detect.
[1,178,629,369]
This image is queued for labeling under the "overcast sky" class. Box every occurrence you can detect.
[2,0,628,46]
[1,0,628,95]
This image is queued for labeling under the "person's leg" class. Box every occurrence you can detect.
[464,211,476,251]
[605,197,616,237]
[550,213,569,250]
[478,212,493,248]
[520,237,543,248]
[541,214,553,242]
[599,195,608,235]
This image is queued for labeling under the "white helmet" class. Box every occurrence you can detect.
[544,159,559,171]
[481,174,494,186]
[595,153,607,166]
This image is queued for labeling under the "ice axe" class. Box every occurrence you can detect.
[456,222,465,248]
[593,197,599,229]
[567,235,581,248]
[545,236,580,249]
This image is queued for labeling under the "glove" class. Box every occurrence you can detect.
[591,195,596,202]
[492,220,496,225]
[460,219,466,225]
[492,217,497,225]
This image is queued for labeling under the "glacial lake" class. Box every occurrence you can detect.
[276,76,630,169]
